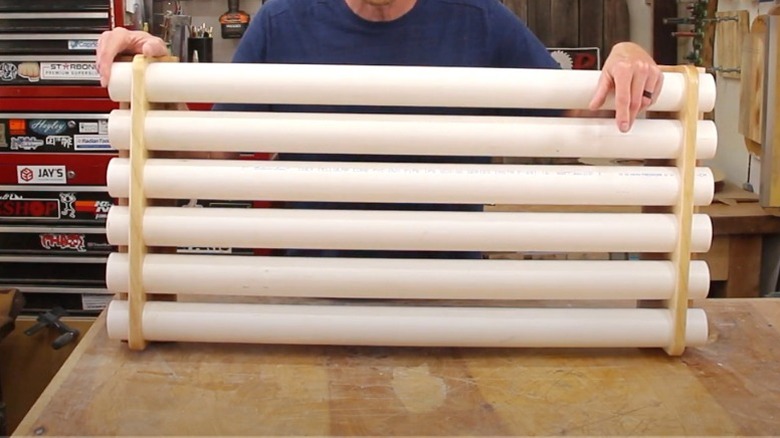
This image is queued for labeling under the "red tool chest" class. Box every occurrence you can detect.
[0,0,124,315]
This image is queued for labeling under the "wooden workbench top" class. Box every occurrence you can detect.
[13,299,780,436]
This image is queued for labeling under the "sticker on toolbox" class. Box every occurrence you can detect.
[40,233,111,253]
[0,62,18,81]
[0,62,67,83]
[78,122,99,134]
[40,62,99,81]
[17,165,67,184]
[1,155,113,186]
[29,119,71,136]
[0,190,112,223]
[68,40,98,51]
[0,123,6,148]
[10,136,44,151]
[39,233,87,251]
[81,294,113,311]
[74,134,111,150]
[177,247,233,254]
[45,135,73,149]
[0,196,62,220]
[85,199,112,219]
[9,120,25,135]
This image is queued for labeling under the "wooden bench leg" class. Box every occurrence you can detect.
[0,380,6,437]
[726,235,762,298]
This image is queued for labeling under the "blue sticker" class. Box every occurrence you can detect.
[29,119,68,136]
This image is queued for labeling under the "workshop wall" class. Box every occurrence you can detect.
[183,0,262,63]
[710,0,779,189]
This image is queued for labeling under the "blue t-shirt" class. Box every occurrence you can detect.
[220,0,560,118]
[215,0,560,257]
[232,0,557,69]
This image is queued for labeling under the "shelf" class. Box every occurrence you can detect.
[0,86,108,99]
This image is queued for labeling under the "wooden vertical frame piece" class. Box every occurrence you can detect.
[128,55,151,351]
[760,13,780,211]
[503,0,528,24]
[714,10,749,79]
[701,0,720,71]
[602,0,630,60]
[550,0,579,47]
[663,64,700,356]
[579,0,604,57]
[739,15,769,148]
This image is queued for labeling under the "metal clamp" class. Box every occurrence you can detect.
[708,66,742,74]
[24,307,80,350]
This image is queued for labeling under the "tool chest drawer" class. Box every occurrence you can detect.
[0,255,106,287]
[0,0,112,33]
[0,0,112,84]
[0,0,111,13]
[0,54,101,85]
[0,12,110,34]
[0,114,111,153]
[0,187,113,225]
[0,154,114,186]
[0,226,112,256]
[0,35,98,56]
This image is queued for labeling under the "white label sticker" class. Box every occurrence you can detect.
[16,165,67,184]
[98,120,108,135]
[68,40,98,51]
[79,122,99,133]
[177,247,233,254]
[74,134,111,150]
[40,62,99,81]
[81,294,113,311]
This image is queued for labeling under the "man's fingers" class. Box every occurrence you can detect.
[640,65,663,114]
[141,38,169,57]
[652,69,664,103]
[96,31,119,87]
[612,63,633,133]
[96,29,168,88]
[588,72,612,111]
[96,28,131,87]
[641,72,657,107]
[628,63,650,128]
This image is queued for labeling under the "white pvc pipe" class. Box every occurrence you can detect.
[105,207,713,253]
[107,63,717,113]
[106,159,715,206]
[105,253,711,300]
[105,300,709,347]
[107,110,719,160]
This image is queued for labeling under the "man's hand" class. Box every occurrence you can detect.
[96,27,167,87]
[588,42,662,133]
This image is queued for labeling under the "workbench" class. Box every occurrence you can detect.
[12,298,780,436]
[698,189,780,298]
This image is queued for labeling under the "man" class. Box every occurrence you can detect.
[98,0,661,130]
[96,0,663,258]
